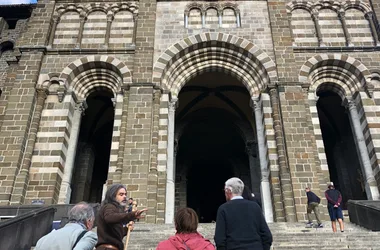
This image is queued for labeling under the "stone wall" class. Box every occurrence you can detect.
[0,0,379,224]
[154,1,275,63]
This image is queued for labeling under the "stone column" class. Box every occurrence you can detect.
[338,10,353,47]
[201,10,206,28]
[132,14,138,45]
[218,10,223,27]
[10,88,48,204]
[147,88,161,223]
[312,12,325,47]
[346,99,380,200]
[48,17,59,48]
[76,13,86,48]
[115,87,130,183]
[184,11,189,28]
[104,14,114,47]
[268,87,296,222]
[365,12,380,46]
[58,101,87,204]
[236,10,241,28]
[150,88,161,172]
[165,98,178,224]
[251,97,274,222]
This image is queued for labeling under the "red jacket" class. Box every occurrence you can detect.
[156,232,215,250]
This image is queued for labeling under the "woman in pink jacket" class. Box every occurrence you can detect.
[156,208,215,250]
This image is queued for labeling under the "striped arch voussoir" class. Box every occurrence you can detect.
[59,55,132,97]
[299,54,371,95]
[286,0,314,13]
[152,32,277,97]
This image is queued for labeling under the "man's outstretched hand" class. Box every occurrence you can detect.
[134,208,148,219]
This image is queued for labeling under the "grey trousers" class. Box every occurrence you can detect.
[307,202,322,224]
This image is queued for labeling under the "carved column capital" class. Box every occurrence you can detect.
[338,9,346,20]
[345,99,357,111]
[365,11,373,20]
[250,98,262,111]
[79,11,87,20]
[107,14,114,22]
[311,12,319,21]
[268,86,279,97]
[36,88,48,99]
[111,98,116,108]
[52,16,60,23]
[76,101,88,115]
[169,98,179,112]
[133,13,139,22]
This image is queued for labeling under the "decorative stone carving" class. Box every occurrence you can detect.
[57,86,66,103]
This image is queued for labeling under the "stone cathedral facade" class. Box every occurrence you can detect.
[0,0,380,224]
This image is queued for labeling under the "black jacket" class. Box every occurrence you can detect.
[214,198,273,250]
[306,191,321,204]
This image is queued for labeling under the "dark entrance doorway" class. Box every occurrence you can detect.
[70,91,115,203]
[317,91,367,208]
[175,72,257,222]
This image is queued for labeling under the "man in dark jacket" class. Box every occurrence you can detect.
[325,183,344,232]
[214,177,272,250]
[305,187,323,228]
[96,184,147,250]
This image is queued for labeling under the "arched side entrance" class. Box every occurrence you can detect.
[317,90,366,207]
[57,55,131,204]
[70,91,115,203]
[303,55,380,203]
[153,33,277,223]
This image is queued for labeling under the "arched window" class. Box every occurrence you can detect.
[290,9,318,47]
[318,8,346,47]
[188,8,202,29]
[205,8,218,29]
[346,9,373,46]
[82,10,107,49]
[221,8,237,28]
[53,11,80,48]
[109,10,134,47]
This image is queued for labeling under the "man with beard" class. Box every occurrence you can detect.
[95,184,147,250]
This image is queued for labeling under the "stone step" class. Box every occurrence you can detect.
[121,222,380,249]
[31,222,380,250]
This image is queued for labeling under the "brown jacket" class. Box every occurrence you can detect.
[96,203,136,250]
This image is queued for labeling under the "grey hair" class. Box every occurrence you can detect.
[102,183,127,208]
[225,177,244,196]
[68,202,94,224]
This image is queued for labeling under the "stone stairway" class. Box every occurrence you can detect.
[124,222,380,250]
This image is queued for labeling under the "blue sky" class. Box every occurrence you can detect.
[1,0,37,5]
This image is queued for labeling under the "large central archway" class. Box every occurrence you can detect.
[174,72,260,222]
[155,33,276,223]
